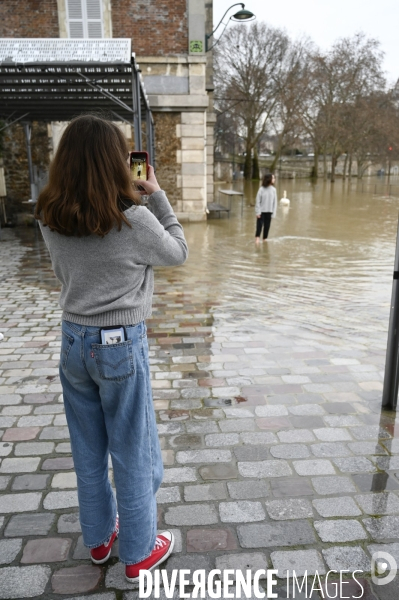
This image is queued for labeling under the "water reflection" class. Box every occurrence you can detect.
[211,177,399,496]
[370,410,396,521]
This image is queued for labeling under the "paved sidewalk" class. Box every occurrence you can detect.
[0,225,398,599]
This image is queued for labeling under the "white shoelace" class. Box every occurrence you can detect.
[155,537,167,549]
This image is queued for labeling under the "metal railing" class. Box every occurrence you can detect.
[359,180,399,198]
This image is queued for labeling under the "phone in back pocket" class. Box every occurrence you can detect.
[100,326,126,345]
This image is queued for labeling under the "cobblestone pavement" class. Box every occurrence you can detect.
[1,213,399,599]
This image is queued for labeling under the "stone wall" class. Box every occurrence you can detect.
[0,0,59,37]
[3,122,50,215]
[2,125,29,207]
[111,0,188,56]
[153,113,182,207]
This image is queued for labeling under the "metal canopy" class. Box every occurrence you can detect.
[0,63,148,122]
[0,39,154,160]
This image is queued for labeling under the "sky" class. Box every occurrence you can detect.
[213,0,399,87]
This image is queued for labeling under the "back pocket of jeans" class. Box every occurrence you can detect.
[92,341,135,381]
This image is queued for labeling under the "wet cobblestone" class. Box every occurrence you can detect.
[1,208,399,600]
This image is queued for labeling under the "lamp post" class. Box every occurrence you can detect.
[232,130,236,180]
[388,146,393,182]
[205,3,255,52]
[217,128,224,154]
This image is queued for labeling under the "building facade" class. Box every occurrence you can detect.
[0,0,215,221]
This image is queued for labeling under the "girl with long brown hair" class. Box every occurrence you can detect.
[35,114,188,582]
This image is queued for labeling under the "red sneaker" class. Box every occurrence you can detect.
[125,531,175,583]
[90,515,119,564]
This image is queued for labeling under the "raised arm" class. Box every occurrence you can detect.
[139,191,188,266]
[130,166,188,266]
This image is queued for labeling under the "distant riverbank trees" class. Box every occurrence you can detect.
[214,24,399,180]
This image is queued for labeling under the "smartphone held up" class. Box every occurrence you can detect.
[130,151,149,191]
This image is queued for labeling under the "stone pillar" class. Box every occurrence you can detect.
[205,0,215,204]
[176,112,207,221]
[188,0,206,53]
[206,109,216,204]
[141,55,209,221]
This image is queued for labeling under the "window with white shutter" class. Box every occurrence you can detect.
[66,0,103,38]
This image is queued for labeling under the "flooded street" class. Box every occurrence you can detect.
[183,178,398,338]
[1,178,399,598]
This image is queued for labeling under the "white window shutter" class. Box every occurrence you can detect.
[87,23,103,38]
[67,0,83,18]
[86,0,101,19]
[67,0,84,38]
[66,0,103,38]
[86,0,103,38]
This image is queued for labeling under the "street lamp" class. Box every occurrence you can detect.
[205,3,255,52]
[388,145,393,181]
[217,128,224,154]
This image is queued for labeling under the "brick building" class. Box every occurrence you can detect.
[0,0,215,221]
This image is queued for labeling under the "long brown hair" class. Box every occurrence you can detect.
[35,114,141,236]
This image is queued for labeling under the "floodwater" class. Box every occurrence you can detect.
[181,177,399,340]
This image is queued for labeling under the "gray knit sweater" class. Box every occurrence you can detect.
[39,190,188,326]
[255,185,277,217]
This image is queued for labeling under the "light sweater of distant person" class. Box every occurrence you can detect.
[39,190,188,327]
[255,185,277,217]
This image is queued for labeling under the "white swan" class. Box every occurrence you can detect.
[280,190,290,205]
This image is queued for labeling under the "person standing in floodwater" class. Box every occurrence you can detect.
[255,173,277,243]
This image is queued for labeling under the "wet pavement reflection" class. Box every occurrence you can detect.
[1,177,399,598]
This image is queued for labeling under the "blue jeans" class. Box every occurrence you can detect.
[59,320,163,564]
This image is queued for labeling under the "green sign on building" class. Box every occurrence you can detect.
[190,40,203,53]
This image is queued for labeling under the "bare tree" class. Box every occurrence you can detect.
[214,105,244,179]
[268,37,313,172]
[216,26,389,182]
[214,22,291,179]
[368,91,399,177]
[299,33,385,180]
